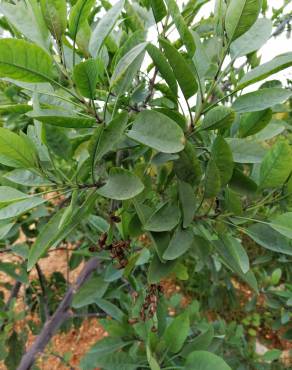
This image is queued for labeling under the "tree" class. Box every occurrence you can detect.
[0,0,291,369]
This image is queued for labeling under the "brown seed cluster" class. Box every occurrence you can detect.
[140,284,163,322]
[109,240,131,269]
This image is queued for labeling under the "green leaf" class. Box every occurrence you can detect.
[270,213,292,239]
[0,197,46,221]
[40,0,67,40]
[201,106,235,131]
[221,235,249,274]
[147,345,161,370]
[226,138,266,164]
[147,44,178,96]
[80,338,128,370]
[0,1,49,50]
[97,168,144,200]
[28,192,99,270]
[230,167,258,195]
[69,0,94,40]
[27,109,96,128]
[204,159,221,199]
[0,186,29,205]
[238,109,272,138]
[127,110,185,153]
[91,112,128,163]
[0,128,36,169]
[174,141,202,185]
[213,239,258,292]
[259,140,292,188]
[163,226,193,260]
[159,38,198,100]
[166,0,196,56]
[0,222,14,240]
[4,169,52,187]
[230,18,272,58]
[238,52,292,89]
[72,276,108,308]
[211,136,234,186]
[233,88,291,113]
[163,312,190,353]
[89,0,125,57]
[185,351,231,370]
[225,0,262,41]
[181,326,214,357]
[178,181,196,228]
[110,42,148,88]
[150,0,167,23]
[0,39,54,83]
[246,224,292,256]
[95,298,125,322]
[73,58,103,99]
[148,253,177,283]
[144,203,180,232]
[81,351,136,370]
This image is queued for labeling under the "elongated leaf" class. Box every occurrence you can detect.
[0,1,49,50]
[0,128,36,169]
[4,169,52,186]
[233,88,291,113]
[225,0,262,41]
[150,0,167,23]
[80,338,128,370]
[221,235,249,274]
[231,18,272,58]
[213,239,258,292]
[110,42,148,88]
[73,59,103,99]
[211,136,234,186]
[201,106,235,131]
[28,110,96,128]
[185,351,231,370]
[0,187,29,205]
[0,197,46,221]
[69,0,94,39]
[144,203,180,232]
[163,227,193,260]
[28,192,99,269]
[147,44,177,96]
[72,276,108,308]
[230,168,258,195]
[246,224,292,256]
[238,109,272,138]
[148,253,177,283]
[178,181,196,228]
[174,141,202,185]
[0,222,14,240]
[204,159,221,199]
[89,0,125,57]
[127,110,185,153]
[40,0,67,40]
[166,0,196,56]
[91,112,128,163]
[270,213,292,239]
[239,52,292,89]
[97,168,144,200]
[159,38,197,100]
[226,138,266,163]
[163,312,190,353]
[0,39,53,83]
[259,140,292,188]
[95,298,125,322]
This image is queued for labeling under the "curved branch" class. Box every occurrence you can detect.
[17,257,99,370]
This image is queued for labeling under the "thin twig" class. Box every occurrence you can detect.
[35,263,50,321]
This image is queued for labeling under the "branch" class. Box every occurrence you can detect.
[17,257,99,370]
[0,281,22,332]
[35,263,50,321]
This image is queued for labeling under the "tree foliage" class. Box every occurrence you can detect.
[0,0,292,369]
